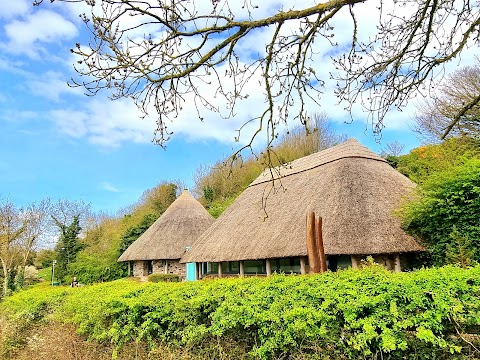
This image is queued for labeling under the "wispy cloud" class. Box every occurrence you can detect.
[100,181,121,193]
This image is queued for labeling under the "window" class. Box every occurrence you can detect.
[270,258,302,274]
[221,261,240,274]
[244,260,266,274]
[327,255,351,271]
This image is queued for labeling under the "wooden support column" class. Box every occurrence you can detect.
[266,259,272,276]
[164,260,168,274]
[385,256,394,271]
[239,261,245,277]
[300,257,306,275]
[351,256,359,269]
[315,216,327,273]
[218,262,223,278]
[394,254,401,272]
[196,262,203,280]
[306,212,320,273]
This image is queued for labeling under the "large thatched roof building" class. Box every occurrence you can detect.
[119,189,215,278]
[181,139,423,277]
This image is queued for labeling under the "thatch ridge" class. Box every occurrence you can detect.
[118,190,215,261]
[181,139,423,263]
[251,138,386,186]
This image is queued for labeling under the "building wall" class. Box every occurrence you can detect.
[132,261,148,277]
[165,259,186,277]
[132,259,186,278]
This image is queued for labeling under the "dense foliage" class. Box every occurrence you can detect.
[56,183,179,285]
[396,137,480,184]
[401,158,480,265]
[395,137,480,266]
[1,266,480,359]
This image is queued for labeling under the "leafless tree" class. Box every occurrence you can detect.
[0,200,25,296]
[17,199,52,278]
[49,199,92,247]
[0,199,53,295]
[36,0,480,158]
[380,140,406,157]
[414,60,480,141]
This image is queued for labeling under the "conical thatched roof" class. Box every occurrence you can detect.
[181,139,423,263]
[118,190,215,261]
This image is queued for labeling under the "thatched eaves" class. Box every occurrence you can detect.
[181,139,423,263]
[118,190,214,261]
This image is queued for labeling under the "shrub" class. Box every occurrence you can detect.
[1,267,480,359]
[148,273,180,283]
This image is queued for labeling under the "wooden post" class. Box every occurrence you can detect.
[196,262,203,280]
[351,256,359,269]
[315,216,328,273]
[300,257,306,275]
[306,211,320,273]
[164,260,168,274]
[266,259,272,276]
[394,254,401,272]
[218,262,223,278]
[127,262,131,276]
[239,260,245,277]
[385,256,394,271]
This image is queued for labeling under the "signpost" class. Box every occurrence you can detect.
[51,260,57,286]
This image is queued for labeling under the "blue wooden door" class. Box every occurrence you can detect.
[186,262,196,281]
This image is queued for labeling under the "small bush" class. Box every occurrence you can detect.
[148,273,180,283]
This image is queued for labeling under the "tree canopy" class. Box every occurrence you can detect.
[401,157,480,265]
[37,0,480,152]
[397,137,480,266]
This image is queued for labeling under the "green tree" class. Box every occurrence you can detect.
[401,158,480,265]
[53,215,84,282]
[119,214,157,254]
[35,249,58,269]
[396,136,480,184]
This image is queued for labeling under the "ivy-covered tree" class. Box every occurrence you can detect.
[53,215,84,282]
[401,157,480,265]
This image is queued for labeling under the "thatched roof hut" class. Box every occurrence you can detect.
[118,190,215,262]
[181,139,423,265]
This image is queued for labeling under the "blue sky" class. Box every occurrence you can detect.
[0,1,475,214]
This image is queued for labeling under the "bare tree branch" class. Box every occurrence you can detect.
[414,59,480,141]
[36,0,480,155]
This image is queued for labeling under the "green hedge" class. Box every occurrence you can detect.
[1,266,480,359]
[148,273,180,283]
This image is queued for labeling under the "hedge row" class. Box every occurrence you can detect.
[1,265,480,359]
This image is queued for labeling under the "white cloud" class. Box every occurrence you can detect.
[100,182,121,193]
[49,109,89,138]
[26,71,82,101]
[4,9,78,58]
[49,98,156,147]
[0,0,30,19]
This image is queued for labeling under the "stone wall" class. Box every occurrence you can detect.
[132,261,147,277]
[131,259,186,278]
